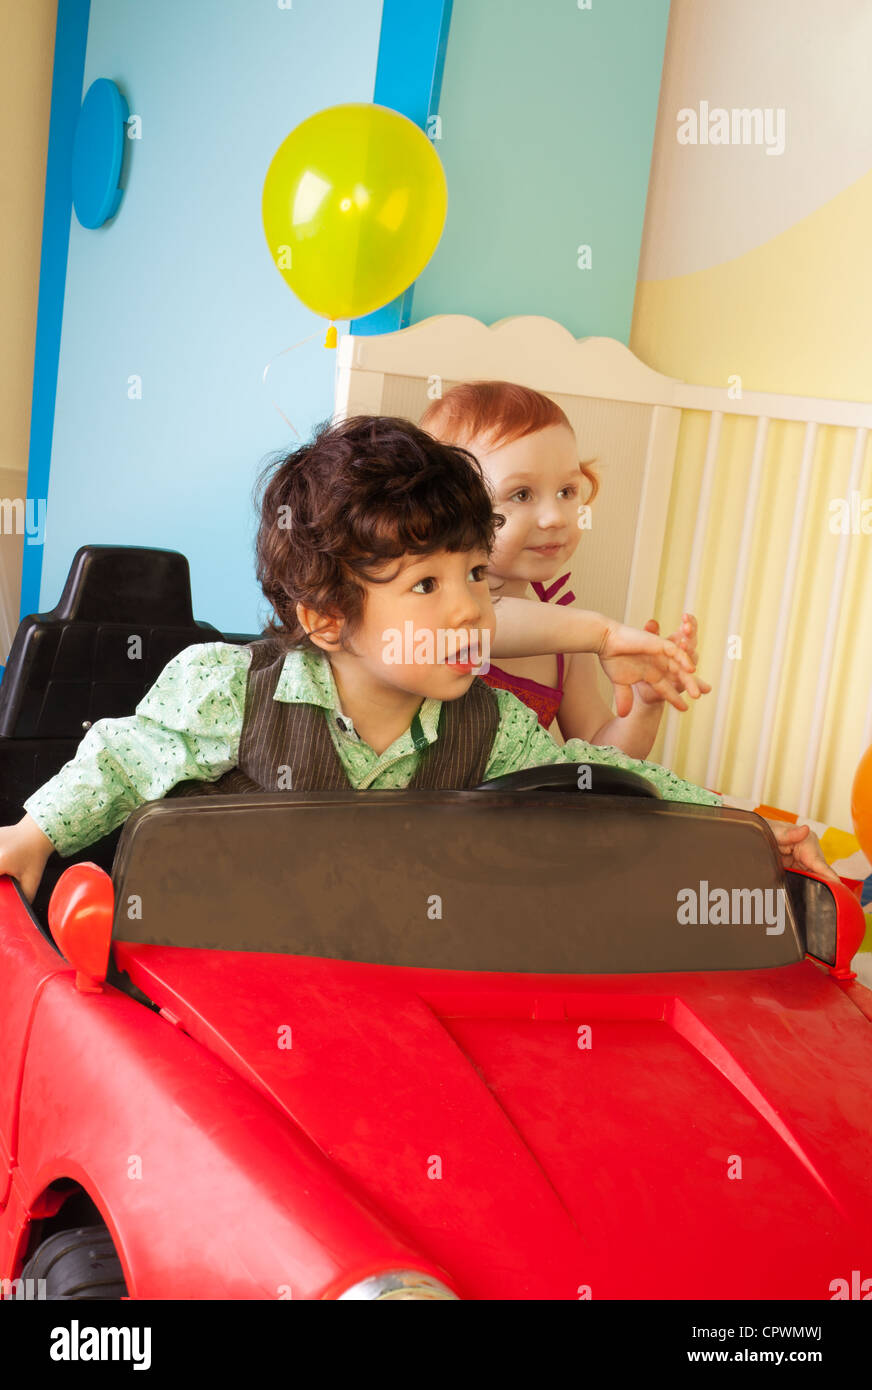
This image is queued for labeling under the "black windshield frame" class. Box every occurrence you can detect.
[110,790,805,974]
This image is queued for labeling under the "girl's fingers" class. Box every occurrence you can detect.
[613,682,633,717]
[675,616,699,664]
[668,669,700,699]
[665,644,696,673]
[649,666,712,704]
[627,630,679,664]
[654,635,679,660]
[638,630,694,673]
[655,679,689,712]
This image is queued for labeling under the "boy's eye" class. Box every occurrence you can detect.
[509,488,532,503]
[411,564,488,594]
[558,484,579,499]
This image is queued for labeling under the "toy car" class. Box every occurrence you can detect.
[2,548,871,1300]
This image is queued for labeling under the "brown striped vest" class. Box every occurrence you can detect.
[169,636,500,797]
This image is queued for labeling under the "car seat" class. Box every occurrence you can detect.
[0,545,254,920]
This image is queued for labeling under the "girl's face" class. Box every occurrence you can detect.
[473,423,583,582]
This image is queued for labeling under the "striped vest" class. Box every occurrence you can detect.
[170,636,500,796]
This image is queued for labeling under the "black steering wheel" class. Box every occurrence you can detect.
[473,761,661,798]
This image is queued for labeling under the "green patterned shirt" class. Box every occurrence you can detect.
[24,641,721,856]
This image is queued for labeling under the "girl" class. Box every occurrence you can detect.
[421,381,711,759]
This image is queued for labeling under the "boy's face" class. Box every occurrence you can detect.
[472,423,583,580]
[344,546,497,700]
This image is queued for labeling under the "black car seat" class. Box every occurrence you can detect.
[0,545,257,923]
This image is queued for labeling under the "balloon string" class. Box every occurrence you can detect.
[262,330,321,438]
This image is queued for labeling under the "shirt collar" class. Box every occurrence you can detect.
[273,645,443,744]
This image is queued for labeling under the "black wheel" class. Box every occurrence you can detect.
[474,761,661,798]
[19,1223,128,1300]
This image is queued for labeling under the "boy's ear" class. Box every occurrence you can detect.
[296,601,344,650]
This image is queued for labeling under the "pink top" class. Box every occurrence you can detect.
[480,653,566,729]
[479,572,576,729]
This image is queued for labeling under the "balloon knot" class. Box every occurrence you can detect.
[324,323,338,349]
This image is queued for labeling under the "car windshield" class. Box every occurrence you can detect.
[110,791,805,974]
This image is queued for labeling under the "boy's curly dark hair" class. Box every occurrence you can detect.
[255,414,505,652]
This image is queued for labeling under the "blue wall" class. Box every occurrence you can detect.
[412,0,670,341]
[20,0,90,626]
[27,0,669,639]
[37,0,383,634]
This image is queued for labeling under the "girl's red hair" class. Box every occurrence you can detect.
[420,380,599,505]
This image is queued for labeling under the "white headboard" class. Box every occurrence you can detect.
[335,315,872,830]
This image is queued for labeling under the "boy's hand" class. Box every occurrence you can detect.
[597,619,703,718]
[0,815,56,904]
[767,821,841,884]
[634,616,712,710]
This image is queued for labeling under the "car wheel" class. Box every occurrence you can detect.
[19,1224,128,1299]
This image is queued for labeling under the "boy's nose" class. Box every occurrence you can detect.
[444,587,489,631]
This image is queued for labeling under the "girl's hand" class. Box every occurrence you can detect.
[597,620,702,717]
[767,821,841,884]
[633,616,712,710]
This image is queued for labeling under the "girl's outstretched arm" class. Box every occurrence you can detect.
[490,596,702,716]
[490,594,612,659]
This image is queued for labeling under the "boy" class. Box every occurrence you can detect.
[0,415,831,901]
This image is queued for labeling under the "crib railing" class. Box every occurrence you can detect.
[650,385,872,824]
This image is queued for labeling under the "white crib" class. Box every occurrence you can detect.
[335,315,872,832]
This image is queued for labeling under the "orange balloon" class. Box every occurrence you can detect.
[851,744,872,862]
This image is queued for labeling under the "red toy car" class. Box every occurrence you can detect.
[1,549,872,1300]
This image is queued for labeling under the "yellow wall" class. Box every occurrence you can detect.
[633,0,872,828]
[633,167,872,402]
[631,0,872,400]
[0,0,57,651]
[0,0,57,474]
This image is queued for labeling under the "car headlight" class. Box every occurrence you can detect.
[337,1270,458,1300]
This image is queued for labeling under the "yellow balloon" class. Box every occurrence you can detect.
[262,103,447,323]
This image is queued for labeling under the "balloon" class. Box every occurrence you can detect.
[852,744,872,862]
[262,103,447,324]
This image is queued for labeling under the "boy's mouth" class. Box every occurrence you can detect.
[441,642,478,670]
